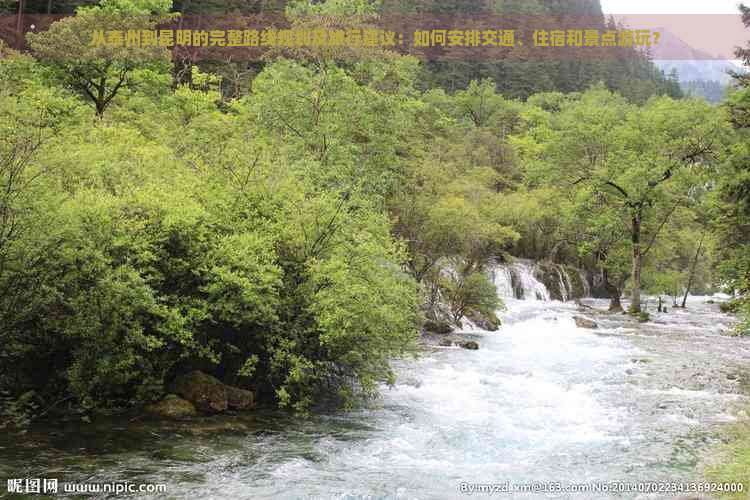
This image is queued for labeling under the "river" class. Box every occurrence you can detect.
[1,285,749,499]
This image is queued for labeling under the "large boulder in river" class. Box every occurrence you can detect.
[573,316,598,329]
[170,371,228,413]
[466,311,500,332]
[145,394,197,420]
[225,386,255,410]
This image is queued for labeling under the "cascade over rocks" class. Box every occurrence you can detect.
[490,259,590,302]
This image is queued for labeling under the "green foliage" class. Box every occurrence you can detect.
[634,311,650,322]
[704,419,750,498]
[0,58,421,416]
[0,391,38,431]
[440,270,500,324]
[26,9,171,116]
[76,0,172,14]
[1,0,747,422]
[519,87,727,310]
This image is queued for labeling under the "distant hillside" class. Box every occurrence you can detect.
[650,27,744,84]
[400,0,683,101]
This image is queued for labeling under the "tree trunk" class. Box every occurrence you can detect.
[602,267,623,312]
[681,230,706,308]
[608,294,623,312]
[15,0,25,49]
[630,211,642,313]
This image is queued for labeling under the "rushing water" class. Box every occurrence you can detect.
[1,293,749,499]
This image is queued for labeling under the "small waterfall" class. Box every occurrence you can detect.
[490,260,589,302]
[556,266,571,302]
[491,260,550,301]
[492,266,515,299]
[578,269,591,298]
[516,263,551,301]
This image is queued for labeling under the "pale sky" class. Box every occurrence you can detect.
[599,0,747,57]
[601,0,743,14]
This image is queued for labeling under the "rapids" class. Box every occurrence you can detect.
[1,265,749,499]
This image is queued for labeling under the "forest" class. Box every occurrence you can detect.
[0,0,748,429]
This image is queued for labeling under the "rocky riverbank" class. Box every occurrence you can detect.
[145,371,255,420]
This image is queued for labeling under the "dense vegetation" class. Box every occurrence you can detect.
[0,0,748,428]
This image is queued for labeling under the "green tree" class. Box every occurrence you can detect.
[26,1,171,117]
[525,88,726,312]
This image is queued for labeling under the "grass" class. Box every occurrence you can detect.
[704,419,750,499]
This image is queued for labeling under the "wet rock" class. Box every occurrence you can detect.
[170,371,228,413]
[423,319,453,335]
[434,335,480,349]
[226,386,255,410]
[144,394,197,420]
[466,311,500,332]
[459,340,479,350]
[573,316,598,329]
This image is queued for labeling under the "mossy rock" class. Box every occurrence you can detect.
[226,386,255,410]
[466,310,500,331]
[534,262,564,301]
[438,337,480,349]
[423,319,454,335]
[170,371,228,413]
[564,266,588,299]
[459,340,480,350]
[144,394,197,420]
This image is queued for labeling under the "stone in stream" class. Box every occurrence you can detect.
[436,337,480,349]
[466,311,500,332]
[144,394,197,420]
[573,316,598,329]
[171,371,229,413]
[169,370,256,414]
[458,340,479,350]
[423,319,454,335]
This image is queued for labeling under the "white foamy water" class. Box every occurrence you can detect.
[164,299,750,499]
